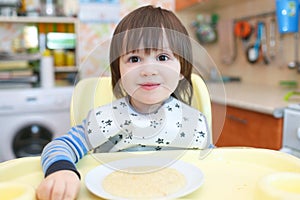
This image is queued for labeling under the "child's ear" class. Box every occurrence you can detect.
[179,74,184,80]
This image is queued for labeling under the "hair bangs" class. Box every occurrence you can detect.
[121,28,169,55]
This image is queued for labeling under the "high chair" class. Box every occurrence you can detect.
[70,74,212,133]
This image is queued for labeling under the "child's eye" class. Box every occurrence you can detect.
[157,54,169,61]
[128,56,140,63]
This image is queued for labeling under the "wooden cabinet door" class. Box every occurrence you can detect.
[212,103,283,150]
[175,0,203,10]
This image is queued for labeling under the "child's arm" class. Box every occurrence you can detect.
[36,107,116,200]
[37,122,90,200]
[41,123,89,177]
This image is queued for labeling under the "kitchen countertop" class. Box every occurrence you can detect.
[207,82,299,118]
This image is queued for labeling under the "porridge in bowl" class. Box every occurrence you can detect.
[102,167,186,199]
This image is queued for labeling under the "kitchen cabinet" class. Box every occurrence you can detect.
[175,0,203,10]
[0,16,79,87]
[175,0,245,11]
[212,102,283,150]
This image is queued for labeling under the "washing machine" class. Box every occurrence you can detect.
[0,86,73,162]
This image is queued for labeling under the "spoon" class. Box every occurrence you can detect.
[288,32,300,69]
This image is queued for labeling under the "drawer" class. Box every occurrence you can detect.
[212,104,283,150]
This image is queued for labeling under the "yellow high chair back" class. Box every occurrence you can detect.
[70,74,212,132]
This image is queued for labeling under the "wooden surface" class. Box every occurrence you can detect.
[175,0,203,10]
[213,103,283,150]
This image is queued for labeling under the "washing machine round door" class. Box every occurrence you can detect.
[13,124,53,158]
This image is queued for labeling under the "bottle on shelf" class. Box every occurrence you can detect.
[40,0,57,16]
[40,49,55,88]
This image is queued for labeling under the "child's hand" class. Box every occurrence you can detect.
[36,170,80,200]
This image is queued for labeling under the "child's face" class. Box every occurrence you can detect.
[119,48,182,110]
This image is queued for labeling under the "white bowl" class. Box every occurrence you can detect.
[255,172,300,200]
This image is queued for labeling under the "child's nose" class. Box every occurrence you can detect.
[139,65,158,76]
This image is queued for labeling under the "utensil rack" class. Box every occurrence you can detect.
[234,11,276,22]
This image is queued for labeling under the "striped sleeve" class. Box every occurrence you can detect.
[40,120,91,176]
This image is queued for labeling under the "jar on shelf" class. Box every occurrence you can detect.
[53,49,65,67]
[65,51,75,66]
[40,0,57,16]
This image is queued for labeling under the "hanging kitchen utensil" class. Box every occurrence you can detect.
[260,22,270,65]
[234,21,252,50]
[276,34,287,68]
[246,22,263,64]
[287,32,300,69]
[269,18,276,60]
[218,19,236,65]
[234,21,252,39]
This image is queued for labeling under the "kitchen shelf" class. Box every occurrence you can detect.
[0,52,41,61]
[0,16,78,24]
[0,16,80,87]
[54,67,78,73]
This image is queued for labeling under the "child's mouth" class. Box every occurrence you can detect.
[140,83,160,90]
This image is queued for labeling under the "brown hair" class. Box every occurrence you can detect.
[109,5,193,105]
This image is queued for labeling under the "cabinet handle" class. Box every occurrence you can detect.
[227,114,248,124]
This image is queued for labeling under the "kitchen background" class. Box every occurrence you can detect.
[0,0,299,161]
[177,0,300,86]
